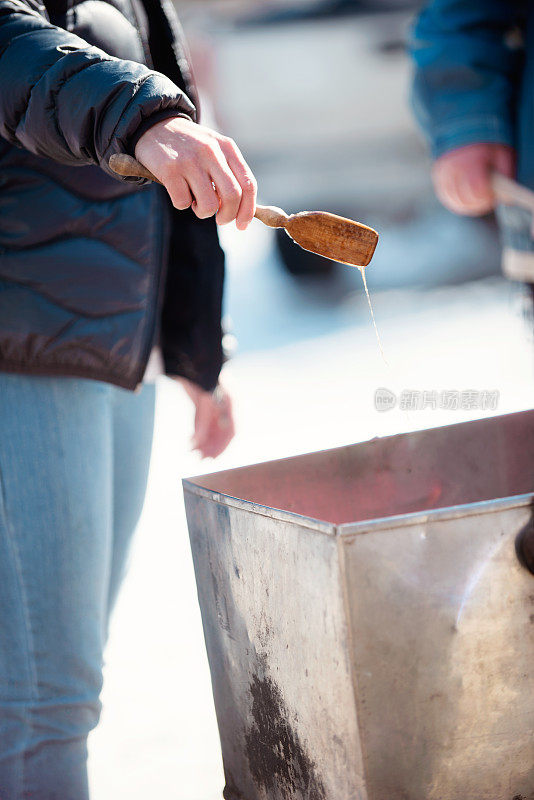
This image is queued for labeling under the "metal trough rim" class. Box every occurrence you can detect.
[183,410,534,538]
[182,479,534,538]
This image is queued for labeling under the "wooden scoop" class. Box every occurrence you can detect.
[109,154,378,268]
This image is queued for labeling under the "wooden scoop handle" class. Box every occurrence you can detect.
[108,154,285,225]
[109,153,162,183]
[253,205,289,227]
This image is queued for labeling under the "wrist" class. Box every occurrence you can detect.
[132,112,193,160]
[424,111,514,160]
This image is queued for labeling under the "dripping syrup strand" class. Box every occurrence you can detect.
[359,266,387,364]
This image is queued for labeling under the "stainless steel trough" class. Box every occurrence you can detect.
[183,411,534,800]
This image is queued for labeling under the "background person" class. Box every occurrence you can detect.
[410,1,532,284]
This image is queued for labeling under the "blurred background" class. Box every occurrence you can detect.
[88,1,534,797]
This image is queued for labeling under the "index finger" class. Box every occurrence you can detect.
[219,138,257,230]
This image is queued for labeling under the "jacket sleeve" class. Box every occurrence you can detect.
[0,0,196,179]
[410,0,525,158]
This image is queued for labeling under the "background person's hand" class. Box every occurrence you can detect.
[135,116,257,230]
[177,377,235,459]
[432,143,515,216]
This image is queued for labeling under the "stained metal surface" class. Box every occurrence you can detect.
[183,410,534,800]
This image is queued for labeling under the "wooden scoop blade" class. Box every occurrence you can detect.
[285,211,378,267]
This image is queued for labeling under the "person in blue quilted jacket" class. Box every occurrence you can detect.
[0,0,256,795]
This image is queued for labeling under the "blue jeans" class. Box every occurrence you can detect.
[0,374,156,799]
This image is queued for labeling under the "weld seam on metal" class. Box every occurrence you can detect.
[336,535,370,800]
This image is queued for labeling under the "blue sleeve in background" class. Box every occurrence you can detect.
[410,0,526,158]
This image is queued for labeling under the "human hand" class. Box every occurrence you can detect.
[432,143,515,216]
[135,116,257,230]
[177,377,235,459]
